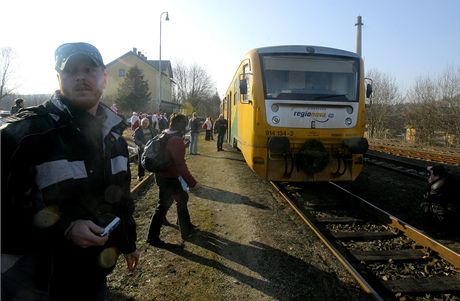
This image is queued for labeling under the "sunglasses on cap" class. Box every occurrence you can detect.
[55,42,105,72]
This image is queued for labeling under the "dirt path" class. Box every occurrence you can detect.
[108,135,371,301]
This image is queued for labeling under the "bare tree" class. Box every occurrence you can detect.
[406,66,460,146]
[0,47,18,102]
[437,66,460,146]
[365,69,402,139]
[173,61,217,116]
[406,76,438,144]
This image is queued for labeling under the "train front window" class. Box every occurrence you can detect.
[263,55,359,101]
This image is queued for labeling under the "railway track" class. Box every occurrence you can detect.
[272,181,460,300]
[365,151,429,180]
[365,150,460,181]
[369,143,460,166]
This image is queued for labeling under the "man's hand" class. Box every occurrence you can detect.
[66,220,108,248]
[124,250,140,272]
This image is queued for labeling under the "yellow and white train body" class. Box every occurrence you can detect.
[223,45,370,182]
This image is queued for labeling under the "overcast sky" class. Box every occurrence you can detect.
[2,0,459,97]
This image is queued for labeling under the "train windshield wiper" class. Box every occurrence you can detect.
[313,94,347,100]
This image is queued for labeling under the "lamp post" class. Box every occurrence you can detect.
[158,11,169,110]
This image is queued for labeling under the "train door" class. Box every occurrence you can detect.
[226,93,231,143]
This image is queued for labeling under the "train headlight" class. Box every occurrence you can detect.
[272,116,280,124]
[346,106,353,114]
[271,104,279,112]
[345,117,352,126]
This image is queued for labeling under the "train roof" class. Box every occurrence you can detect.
[253,45,359,58]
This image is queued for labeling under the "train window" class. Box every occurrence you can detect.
[262,55,359,102]
[241,64,251,104]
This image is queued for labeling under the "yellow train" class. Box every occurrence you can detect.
[222,45,372,182]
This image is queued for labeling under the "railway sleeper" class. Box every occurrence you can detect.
[330,230,397,241]
[315,216,363,224]
[382,275,460,294]
[350,249,427,262]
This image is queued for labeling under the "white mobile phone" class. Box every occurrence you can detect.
[100,217,121,237]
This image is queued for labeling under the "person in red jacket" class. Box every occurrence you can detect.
[147,113,200,247]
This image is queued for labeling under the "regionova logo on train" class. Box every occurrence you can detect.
[293,110,334,119]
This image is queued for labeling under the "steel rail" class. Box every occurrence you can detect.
[330,182,460,268]
[270,181,384,301]
[369,144,460,165]
[364,155,427,180]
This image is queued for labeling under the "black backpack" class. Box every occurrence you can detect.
[141,133,172,172]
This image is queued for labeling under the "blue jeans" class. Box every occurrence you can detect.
[217,132,226,150]
[189,132,198,154]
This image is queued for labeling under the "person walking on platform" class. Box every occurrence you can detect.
[1,42,139,301]
[214,114,228,151]
[134,117,155,181]
[420,165,459,236]
[147,113,200,247]
[209,116,214,140]
[203,116,213,141]
[188,112,200,155]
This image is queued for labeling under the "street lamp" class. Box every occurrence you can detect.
[159,11,169,110]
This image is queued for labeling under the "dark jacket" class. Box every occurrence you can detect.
[10,104,22,114]
[189,117,200,134]
[133,126,155,149]
[158,117,168,131]
[214,118,228,134]
[1,92,137,257]
[423,174,459,215]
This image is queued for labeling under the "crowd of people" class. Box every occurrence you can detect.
[3,41,457,301]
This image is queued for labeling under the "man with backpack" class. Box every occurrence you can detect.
[188,112,200,155]
[146,114,200,247]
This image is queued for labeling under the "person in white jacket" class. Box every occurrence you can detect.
[204,116,213,141]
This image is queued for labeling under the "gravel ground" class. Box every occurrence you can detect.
[107,137,372,301]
